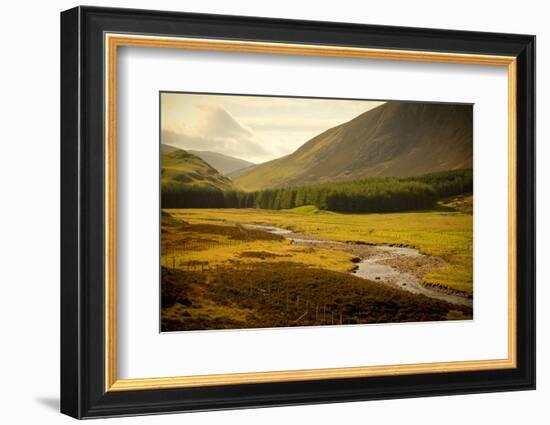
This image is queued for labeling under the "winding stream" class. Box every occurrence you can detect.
[245,223,472,307]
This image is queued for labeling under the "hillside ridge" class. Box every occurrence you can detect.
[234,102,473,191]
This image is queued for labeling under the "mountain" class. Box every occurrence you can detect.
[226,163,259,180]
[188,150,255,175]
[161,147,234,191]
[234,102,473,191]
[160,144,180,153]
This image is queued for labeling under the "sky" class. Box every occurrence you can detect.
[161,92,384,164]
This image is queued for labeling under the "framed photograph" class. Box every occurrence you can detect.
[60,6,535,419]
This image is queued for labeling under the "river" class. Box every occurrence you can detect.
[244,223,472,307]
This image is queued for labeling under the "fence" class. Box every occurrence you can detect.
[161,230,351,327]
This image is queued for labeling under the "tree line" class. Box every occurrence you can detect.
[162,169,472,213]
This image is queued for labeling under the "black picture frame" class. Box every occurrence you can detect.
[60,5,535,419]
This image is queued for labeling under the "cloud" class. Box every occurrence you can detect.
[161,106,271,162]
[161,94,385,163]
[195,105,253,139]
[246,117,336,133]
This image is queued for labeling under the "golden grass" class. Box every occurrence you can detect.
[162,220,356,274]
[163,299,252,324]
[166,204,473,294]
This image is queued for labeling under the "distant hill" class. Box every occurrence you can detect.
[234,102,473,191]
[161,147,234,191]
[188,150,255,175]
[226,163,260,180]
[160,144,180,153]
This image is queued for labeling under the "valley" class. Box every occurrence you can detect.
[160,95,474,331]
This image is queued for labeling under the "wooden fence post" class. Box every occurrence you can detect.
[286,292,289,311]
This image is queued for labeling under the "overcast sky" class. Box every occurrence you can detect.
[161,92,384,164]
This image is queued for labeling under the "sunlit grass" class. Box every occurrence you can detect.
[163,299,252,325]
[166,204,473,294]
[163,239,355,273]
[161,218,356,274]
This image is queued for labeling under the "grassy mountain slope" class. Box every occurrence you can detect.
[234,102,473,191]
[161,148,234,191]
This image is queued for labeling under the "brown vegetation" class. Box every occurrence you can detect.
[161,262,472,332]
